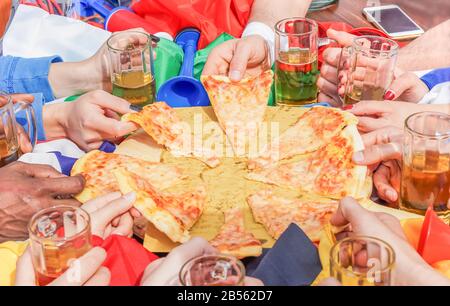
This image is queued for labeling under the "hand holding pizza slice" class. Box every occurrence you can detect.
[201,70,273,157]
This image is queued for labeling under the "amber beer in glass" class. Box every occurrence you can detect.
[179,255,245,286]
[108,31,156,107]
[274,18,319,106]
[0,92,37,167]
[400,112,450,222]
[28,206,92,286]
[330,236,395,286]
[338,36,398,106]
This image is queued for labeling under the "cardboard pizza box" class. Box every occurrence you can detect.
[117,106,420,253]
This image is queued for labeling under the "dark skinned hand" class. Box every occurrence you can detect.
[0,162,85,242]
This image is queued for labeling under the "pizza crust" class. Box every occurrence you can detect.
[340,124,370,199]
[113,169,191,243]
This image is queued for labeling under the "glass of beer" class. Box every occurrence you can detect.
[330,236,395,286]
[0,92,37,167]
[28,206,92,286]
[179,255,245,286]
[274,18,319,106]
[338,36,398,106]
[400,112,450,221]
[107,31,156,107]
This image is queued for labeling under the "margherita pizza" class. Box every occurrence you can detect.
[247,190,338,242]
[71,150,184,203]
[114,168,207,243]
[248,106,358,169]
[210,207,262,259]
[246,125,367,199]
[201,70,273,157]
[123,102,220,168]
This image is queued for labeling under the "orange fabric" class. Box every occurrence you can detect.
[401,218,423,250]
[0,0,11,37]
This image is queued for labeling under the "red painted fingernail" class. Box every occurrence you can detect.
[343,105,354,110]
[384,90,396,101]
[338,74,343,81]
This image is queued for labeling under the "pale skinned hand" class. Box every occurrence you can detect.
[81,192,139,239]
[353,126,403,203]
[0,162,85,242]
[317,29,356,106]
[329,197,450,286]
[318,29,406,106]
[43,90,138,151]
[347,100,426,133]
[15,247,110,286]
[80,27,152,93]
[0,94,36,153]
[140,237,263,286]
[384,71,429,103]
[202,35,271,82]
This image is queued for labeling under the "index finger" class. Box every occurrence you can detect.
[40,175,85,196]
[330,197,374,229]
[13,162,66,179]
[349,101,393,116]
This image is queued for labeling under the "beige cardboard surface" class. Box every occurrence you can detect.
[117,106,419,253]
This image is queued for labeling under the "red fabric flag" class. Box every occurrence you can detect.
[93,235,159,286]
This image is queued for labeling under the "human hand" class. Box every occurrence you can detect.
[82,28,152,92]
[331,197,450,286]
[317,29,356,106]
[0,162,85,242]
[347,100,425,133]
[43,90,138,151]
[202,35,271,81]
[140,237,263,286]
[0,94,36,153]
[353,126,403,203]
[384,71,429,103]
[81,192,139,239]
[15,247,110,286]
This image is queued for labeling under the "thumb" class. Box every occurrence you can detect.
[228,41,253,82]
[327,29,356,47]
[15,248,36,286]
[384,72,419,100]
[93,192,136,233]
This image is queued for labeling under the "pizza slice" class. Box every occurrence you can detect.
[247,190,338,242]
[71,150,184,203]
[122,102,220,168]
[248,106,358,169]
[209,207,262,259]
[201,70,273,157]
[113,168,206,243]
[246,125,368,199]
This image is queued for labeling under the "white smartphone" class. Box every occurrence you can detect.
[362,4,424,40]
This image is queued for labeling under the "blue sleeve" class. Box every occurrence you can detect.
[420,67,450,90]
[0,55,63,101]
[0,55,63,141]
